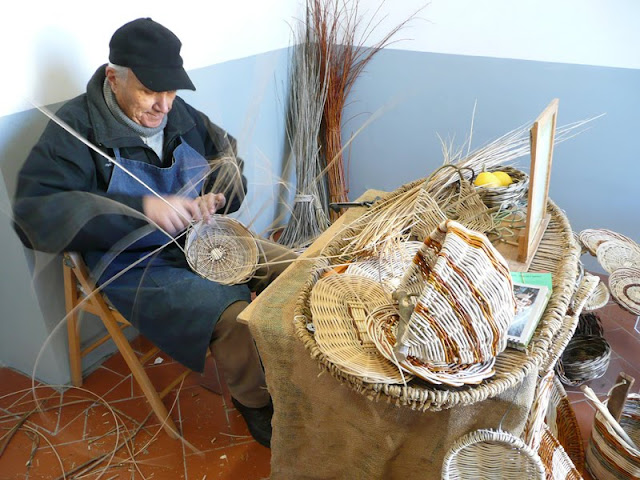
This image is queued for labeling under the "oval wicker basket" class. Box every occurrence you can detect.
[583,280,610,312]
[294,177,581,411]
[442,429,545,479]
[185,216,258,285]
[608,267,640,315]
[475,166,529,209]
[585,393,640,480]
[555,334,611,386]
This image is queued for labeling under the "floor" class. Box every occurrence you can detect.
[0,337,270,480]
[1,278,638,479]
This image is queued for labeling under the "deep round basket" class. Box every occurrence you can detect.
[556,334,611,386]
[475,166,529,209]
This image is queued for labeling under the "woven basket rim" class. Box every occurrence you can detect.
[608,266,640,315]
[293,176,581,411]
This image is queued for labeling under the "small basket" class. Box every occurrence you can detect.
[585,393,640,480]
[555,334,611,386]
[475,166,529,210]
[583,280,610,312]
[185,216,258,285]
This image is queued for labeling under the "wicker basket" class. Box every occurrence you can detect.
[596,240,640,274]
[475,166,529,210]
[546,376,585,473]
[538,424,583,480]
[442,429,545,479]
[608,267,640,315]
[579,228,636,257]
[185,216,258,285]
[583,280,610,312]
[585,393,640,479]
[394,220,515,367]
[555,334,611,387]
[294,176,581,411]
[309,274,412,384]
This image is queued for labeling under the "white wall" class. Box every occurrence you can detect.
[356,0,640,70]
[0,0,300,116]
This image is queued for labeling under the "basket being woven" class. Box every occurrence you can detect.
[294,177,581,411]
[185,216,258,285]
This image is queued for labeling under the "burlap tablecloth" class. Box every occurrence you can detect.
[244,191,539,479]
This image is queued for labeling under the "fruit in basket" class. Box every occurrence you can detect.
[492,171,513,187]
[474,171,501,187]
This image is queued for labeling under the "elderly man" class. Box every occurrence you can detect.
[14,18,294,448]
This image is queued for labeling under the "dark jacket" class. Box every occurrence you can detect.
[14,65,247,253]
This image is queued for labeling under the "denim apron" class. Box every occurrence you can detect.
[84,139,251,372]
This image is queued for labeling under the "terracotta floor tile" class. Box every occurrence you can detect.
[177,387,240,451]
[130,362,198,398]
[185,441,271,480]
[102,374,135,402]
[0,429,49,480]
[603,327,640,366]
[101,351,133,378]
[82,367,131,398]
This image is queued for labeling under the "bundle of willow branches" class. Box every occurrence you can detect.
[309,0,419,220]
[278,13,331,249]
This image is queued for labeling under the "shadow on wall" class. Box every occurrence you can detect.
[0,29,116,385]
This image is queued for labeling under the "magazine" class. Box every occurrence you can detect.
[507,281,551,350]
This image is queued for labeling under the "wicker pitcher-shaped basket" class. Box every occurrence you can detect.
[393,220,516,367]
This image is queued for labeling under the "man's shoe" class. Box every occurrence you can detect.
[231,397,273,448]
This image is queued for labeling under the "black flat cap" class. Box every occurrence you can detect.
[109,17,195,92]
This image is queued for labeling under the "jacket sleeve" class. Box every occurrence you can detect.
[197,111,248,215]
[13,117,148,253]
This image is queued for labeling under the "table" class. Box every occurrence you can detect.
[240,189,585,479]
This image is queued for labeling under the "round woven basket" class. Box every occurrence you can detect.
[608,267,640,315]
[596,240,640,273]
[475,166,529,209]
[294,177,581,411]
[555,334,611,386]
[185,216,258,285]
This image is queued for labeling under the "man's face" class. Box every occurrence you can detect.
[106,67,177,128]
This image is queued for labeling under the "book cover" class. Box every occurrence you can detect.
[507,281,551,350]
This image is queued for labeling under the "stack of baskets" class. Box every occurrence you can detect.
[308,220,515,387]
[579,228,640,316]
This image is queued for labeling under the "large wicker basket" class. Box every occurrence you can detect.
[294,177,582,411]
[585,393,640,479]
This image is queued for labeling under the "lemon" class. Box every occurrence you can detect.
[492,171,513,187]
[474,171,500,188]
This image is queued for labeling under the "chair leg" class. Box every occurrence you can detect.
[63,263,83,387]
[103,317,181,439]
[66,312,83,387]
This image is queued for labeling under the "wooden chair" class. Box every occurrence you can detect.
[63,251,190,439]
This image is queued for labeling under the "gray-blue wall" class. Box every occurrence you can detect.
[0,48,291,384]
[342,49,640,272]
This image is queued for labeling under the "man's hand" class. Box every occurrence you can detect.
[142,195,200,234]
[195,193,226,221]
